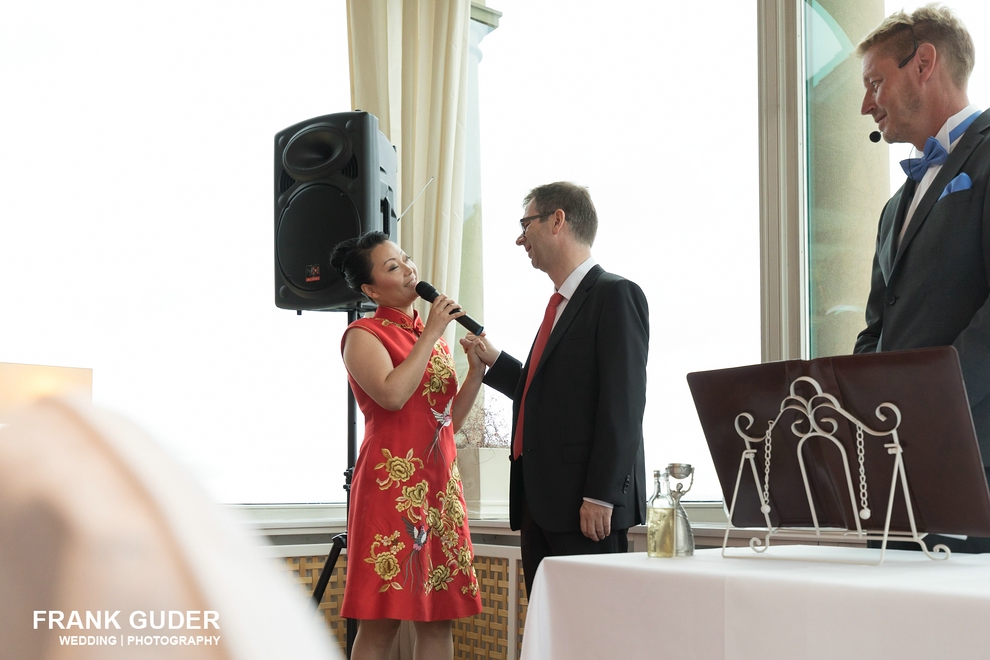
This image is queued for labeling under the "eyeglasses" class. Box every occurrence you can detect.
[898,27,919,69]
[519,212,554,235]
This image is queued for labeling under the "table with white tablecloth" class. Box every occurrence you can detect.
[521,545,990,659]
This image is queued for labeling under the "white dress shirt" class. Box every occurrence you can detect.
[900,103,982,243]
[551,256,597,329]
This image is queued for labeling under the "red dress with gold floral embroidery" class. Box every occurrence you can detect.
[339,306,482,621]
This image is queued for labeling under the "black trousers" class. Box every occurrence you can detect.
[520,491,628,599]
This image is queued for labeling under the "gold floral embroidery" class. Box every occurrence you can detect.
[372,444,478,597]
[365,531,406,592]
[446,474,461,500]
[461,573,479,597]
[378,318,416,332]
[453,546,474,576]
[414,466,480,597]
[438,476,466,527]
[375,448,424,490]
[396,480,429,521]
[448,496,465,527]
[426,505,444,533]
[442,527,460,548]
[426,563,452,593]
[422,347,455,405]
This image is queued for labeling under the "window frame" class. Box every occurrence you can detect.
[759,0,810,363]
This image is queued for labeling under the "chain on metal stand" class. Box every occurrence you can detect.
[761,420,774,514]
[856,424,871,519]
[725,376,945,564]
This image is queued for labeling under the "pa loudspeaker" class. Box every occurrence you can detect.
[274,111,397,311]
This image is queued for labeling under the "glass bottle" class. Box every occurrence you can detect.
[647,469,675,557]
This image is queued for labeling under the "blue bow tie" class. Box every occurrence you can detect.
[900,137,948,181]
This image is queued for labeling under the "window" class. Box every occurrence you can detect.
[2,1,768,506]
[806,1,990,358]
[476,2,760,501]
[0,0,353,503]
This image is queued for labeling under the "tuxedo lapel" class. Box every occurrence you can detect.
[532,265,603,377]
[882,182,913,277]
[894,111,990,271]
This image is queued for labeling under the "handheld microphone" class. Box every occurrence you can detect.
[415,281,484,335]
[869,131,882,143]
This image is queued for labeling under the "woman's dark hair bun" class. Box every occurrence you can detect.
[329,231,389,294]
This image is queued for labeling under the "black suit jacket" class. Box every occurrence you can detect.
[855,109,990,463]
[484,265,649,533]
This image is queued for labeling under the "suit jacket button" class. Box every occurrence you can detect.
[622,485,629,493]
[886,294,897,305]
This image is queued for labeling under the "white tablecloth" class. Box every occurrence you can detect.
[522,546,990,659]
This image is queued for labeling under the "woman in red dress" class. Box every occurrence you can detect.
[330,232,484,660]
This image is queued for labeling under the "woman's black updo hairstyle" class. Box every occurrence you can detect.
[329,231,390,295]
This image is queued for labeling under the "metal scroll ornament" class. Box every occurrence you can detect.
[722,376,950,564]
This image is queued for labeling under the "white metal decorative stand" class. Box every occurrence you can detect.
[722,376,950,564]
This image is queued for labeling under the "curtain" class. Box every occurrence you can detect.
[347,0,472,354]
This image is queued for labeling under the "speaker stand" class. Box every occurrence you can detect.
[312,308,359,657]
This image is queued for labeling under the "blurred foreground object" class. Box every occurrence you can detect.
[0,396,341,659]
[0,362,91,425]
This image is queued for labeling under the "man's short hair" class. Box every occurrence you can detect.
[523,181,598,246]
[856,3,975,91]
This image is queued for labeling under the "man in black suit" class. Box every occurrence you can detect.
[468,182,649,595]
[857,5,990,551]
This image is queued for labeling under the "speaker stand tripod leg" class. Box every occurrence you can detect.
[312,532,346,607]
[310,308,360,657]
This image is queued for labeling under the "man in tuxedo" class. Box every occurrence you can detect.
[469,182,649,595]
[856,5,990,551]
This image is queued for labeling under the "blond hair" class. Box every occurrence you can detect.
[857,3,974,90]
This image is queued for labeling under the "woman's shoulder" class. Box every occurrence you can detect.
[340,318,387,352]
[348,316,380,330]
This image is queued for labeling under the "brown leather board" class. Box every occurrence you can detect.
[687,347,990,536]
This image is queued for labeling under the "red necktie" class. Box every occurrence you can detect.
[513,292,565,459]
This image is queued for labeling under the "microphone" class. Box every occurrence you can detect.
[869,131,882,143]
[415,281,484,335]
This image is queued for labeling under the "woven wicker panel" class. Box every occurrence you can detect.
[284,550,525,659]
[453,554,510,660]
[517,563,528,658]
[283,554,348,653]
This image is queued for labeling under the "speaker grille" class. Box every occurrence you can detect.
[342,154,358,179]
[276,184,361,292]
[279,169,296,194]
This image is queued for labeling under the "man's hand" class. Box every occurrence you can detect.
[463,333,499,367]
[579,500,612,542]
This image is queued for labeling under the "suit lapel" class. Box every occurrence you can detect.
[882,182,913,277]
[893,110,990,271]
[532,265,603,378]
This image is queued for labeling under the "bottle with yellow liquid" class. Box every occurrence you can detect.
[647,469,675,557]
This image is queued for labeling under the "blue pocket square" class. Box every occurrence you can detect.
[939,172,972,200]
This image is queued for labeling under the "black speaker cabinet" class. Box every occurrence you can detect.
[274,111,397,311]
